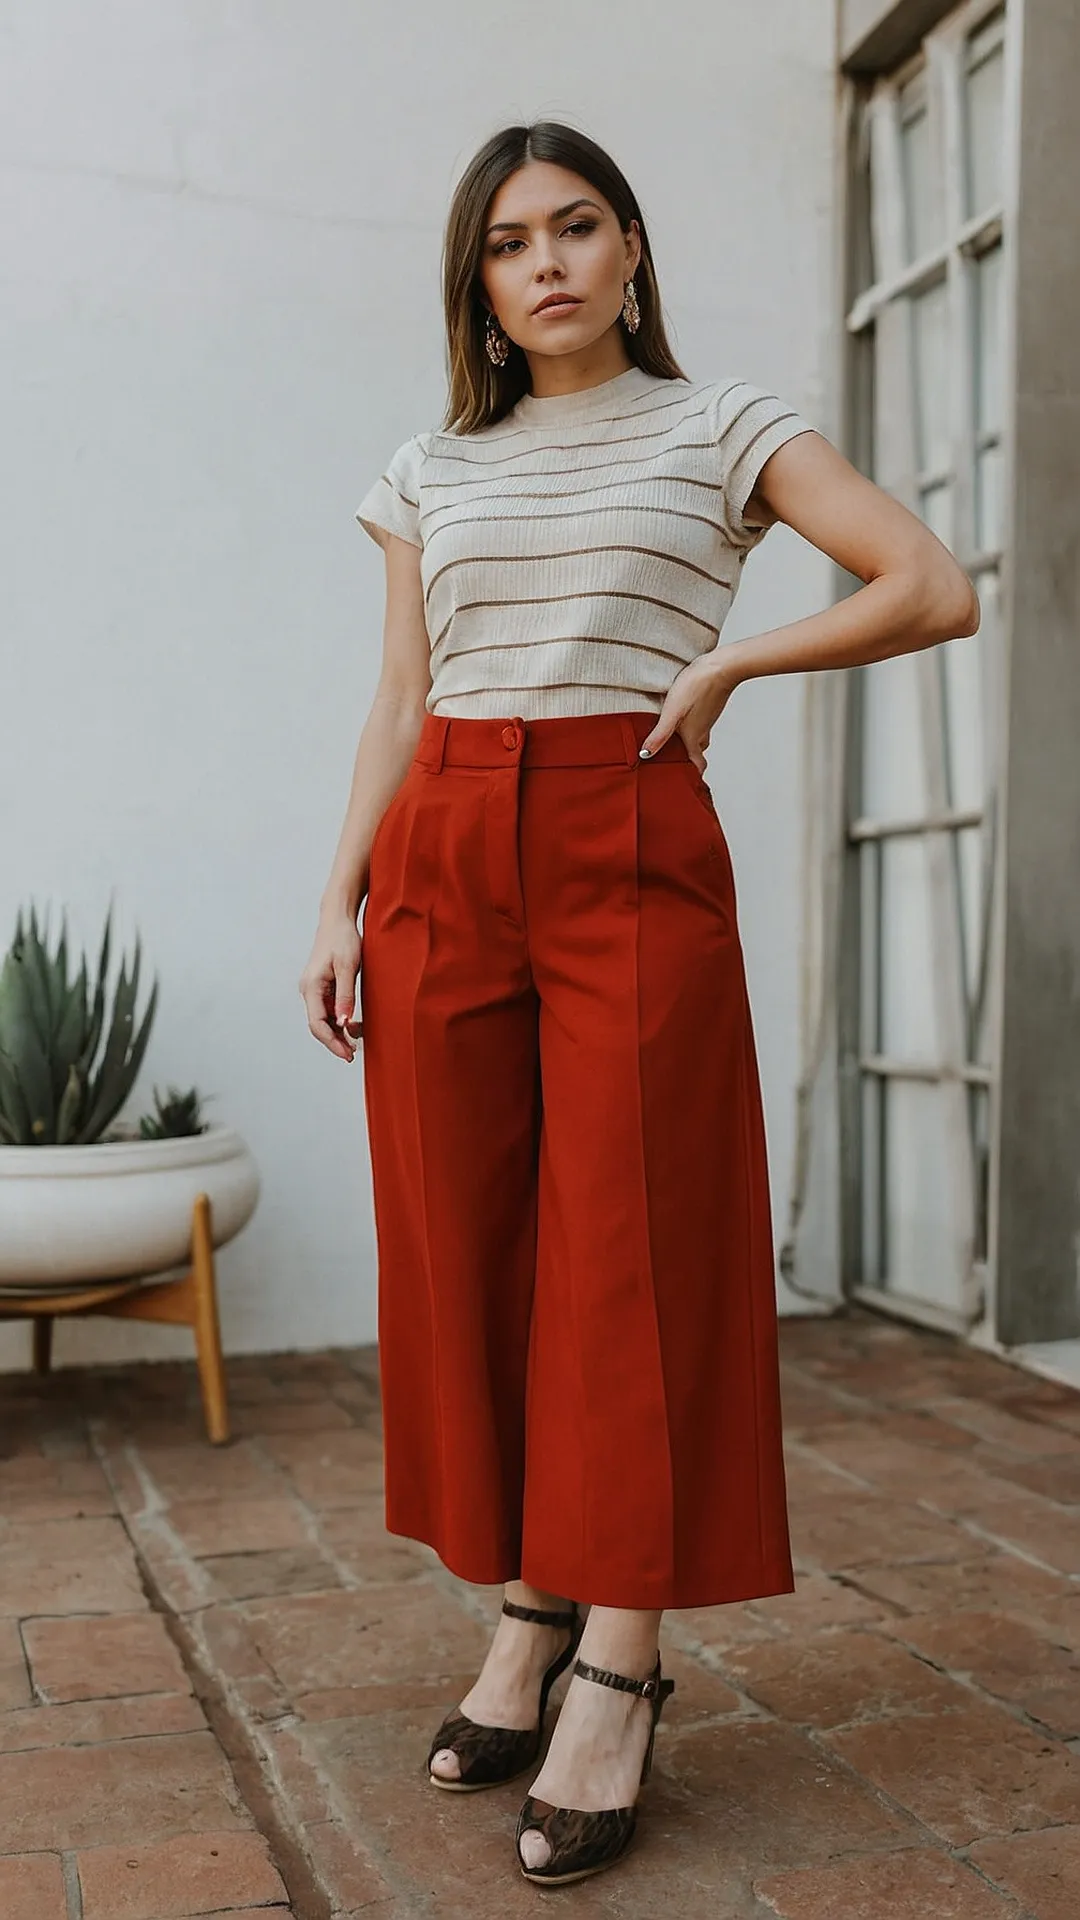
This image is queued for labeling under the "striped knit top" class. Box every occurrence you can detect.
[355,363,816,720]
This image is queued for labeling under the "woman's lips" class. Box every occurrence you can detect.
[533,298,582,317]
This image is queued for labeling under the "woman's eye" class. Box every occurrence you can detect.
[492,221,597,257]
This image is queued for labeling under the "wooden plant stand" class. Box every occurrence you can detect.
[0,1192,230,1444]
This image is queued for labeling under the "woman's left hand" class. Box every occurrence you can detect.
[637,653,740,772]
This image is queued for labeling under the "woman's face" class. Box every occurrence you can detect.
[478,161,641,364]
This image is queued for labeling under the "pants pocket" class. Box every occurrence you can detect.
[677,761,736,890]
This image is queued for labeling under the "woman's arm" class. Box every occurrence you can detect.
[299,534,430,1058]
[319,535,431,918]
[640,431,980,765]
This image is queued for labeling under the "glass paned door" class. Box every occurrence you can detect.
[844,2,1008,1331]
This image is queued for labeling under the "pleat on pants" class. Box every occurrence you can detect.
[358,707,794,1610]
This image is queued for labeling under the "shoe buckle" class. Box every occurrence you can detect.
[639,1677,658,1699]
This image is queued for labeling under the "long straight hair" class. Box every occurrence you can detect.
[441,122,687,435]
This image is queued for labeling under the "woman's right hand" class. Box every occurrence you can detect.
[299,912,364,1061]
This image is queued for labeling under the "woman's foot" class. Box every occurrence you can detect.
[428,1581,577,1785]
[517,1605,662,1872]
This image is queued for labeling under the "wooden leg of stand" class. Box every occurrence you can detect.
[190,1193,230,1444]
[32,1316,54,1375]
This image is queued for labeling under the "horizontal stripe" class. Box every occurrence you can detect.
[422,501,734,540]
[379,474,418,509]
[436,685,662,696]
[424,379,770,464]
[728,413,803,480]
[434,635,694,669]
[353,369,814,722]
[424,401,716,467]
[434,379,725,449]
[433,679,668,701]
[423,543,734,605]
[431,588,719,651]
[421,441,725,492]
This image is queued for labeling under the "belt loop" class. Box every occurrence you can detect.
[431,715,450,773]
[617,716,639,767]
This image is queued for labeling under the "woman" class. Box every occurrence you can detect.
[299,120,978,1887]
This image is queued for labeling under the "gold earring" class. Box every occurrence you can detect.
[484,310,510,366]
[621,278,640,334]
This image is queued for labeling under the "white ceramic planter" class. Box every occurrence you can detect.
[0,1125,260,1289]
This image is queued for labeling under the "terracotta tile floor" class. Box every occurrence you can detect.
[1,1309,1078,1918]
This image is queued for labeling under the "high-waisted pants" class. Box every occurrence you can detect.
[358,708,793,1610]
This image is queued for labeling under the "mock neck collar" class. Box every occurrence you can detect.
[511,363,670,425]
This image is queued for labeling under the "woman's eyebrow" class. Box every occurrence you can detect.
[485,197,604,236]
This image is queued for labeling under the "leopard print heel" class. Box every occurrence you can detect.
[426,1599,582,1792]
[514,1652,676,1884]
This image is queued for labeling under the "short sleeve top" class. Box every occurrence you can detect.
[355,364,816,720]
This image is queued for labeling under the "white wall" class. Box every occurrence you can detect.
[0,1,837,1369]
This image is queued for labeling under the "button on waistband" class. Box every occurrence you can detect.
[501,724,522,750]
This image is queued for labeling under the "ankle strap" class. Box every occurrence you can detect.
[573,1654,662,1700]
[501,1599,577,1628]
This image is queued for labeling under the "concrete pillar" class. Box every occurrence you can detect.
[993,0,1080,1343]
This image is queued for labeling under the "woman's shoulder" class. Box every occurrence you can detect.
[704,374,817,426]
[418,418,516,453]
[631,372,805,436]
[698,373,789,413]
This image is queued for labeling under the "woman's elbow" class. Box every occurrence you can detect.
[947,571,981,641]
[919,560,981,643]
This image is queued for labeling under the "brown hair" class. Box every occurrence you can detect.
[441,121,687,435]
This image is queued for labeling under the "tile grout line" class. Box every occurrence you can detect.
[60,1849,83,1920]
[86,1400,443,1916]
[14,1617,39,1706]
[243,1432,366,1594]
[87,1425,333,1920]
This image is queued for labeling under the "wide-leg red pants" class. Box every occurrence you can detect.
[358,709,793,1610]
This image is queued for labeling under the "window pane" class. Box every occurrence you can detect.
[968,1082,991,1263]
[853,102,877,293]
[976,444,1004,550]
[880,837,938,1059]
[861,1073,884,1283]
[861,652,927,819]
[919,481,954,550]
[899,78,942,262]
[954,822,985,1013]
[975,989,995,1069]
[859,840,881,1054]
[969,567,1002,777]
[941,630,985,813]
[911,281,951,473]
[881,1080,957,1304]
[968,573,1001,1073]
[974,246,1004,435]
[853,15,1007,1325]
[965,35,1005,215]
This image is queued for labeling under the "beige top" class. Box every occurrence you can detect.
[355,364,815,720]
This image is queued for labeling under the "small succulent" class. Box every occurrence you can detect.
[139,1085,210,1140]
[0,904,158,1146]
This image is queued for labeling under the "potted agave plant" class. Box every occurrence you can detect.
[0,904,259,1292]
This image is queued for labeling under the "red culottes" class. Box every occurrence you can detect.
[358,708,793,1610]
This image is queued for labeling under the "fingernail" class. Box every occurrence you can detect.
[639,746,652,759]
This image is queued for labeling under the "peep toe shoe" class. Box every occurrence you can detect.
[426,1599,583,1792]
[514,1651,676,1885]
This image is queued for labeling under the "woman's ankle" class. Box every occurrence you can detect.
[504,1578,574,1613]
[576,1603,663,1679]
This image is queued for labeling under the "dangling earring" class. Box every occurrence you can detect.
[621,278,640,334]
[484,310,510,367]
